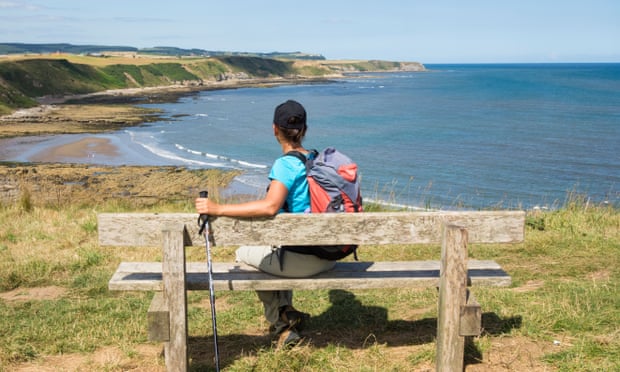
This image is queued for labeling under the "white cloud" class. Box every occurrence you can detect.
[0,1,42,11]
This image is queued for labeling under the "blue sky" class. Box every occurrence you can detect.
[1,0,618,63]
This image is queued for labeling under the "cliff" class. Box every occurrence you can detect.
[0,54,425,114]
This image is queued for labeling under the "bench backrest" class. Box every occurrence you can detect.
[98,211,525,247]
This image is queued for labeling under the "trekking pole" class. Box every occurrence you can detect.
[198,190,220,372]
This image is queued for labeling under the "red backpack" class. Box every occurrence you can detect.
[284,147,363,260]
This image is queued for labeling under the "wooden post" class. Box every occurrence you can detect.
[460,290,482,336]
[162,225,188,372]
[148,292,170,341]
[436,223,468,372]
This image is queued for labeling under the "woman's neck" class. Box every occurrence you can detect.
[281,143,305,154]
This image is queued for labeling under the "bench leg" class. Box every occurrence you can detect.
[460,290,481,337]
[162,225,188,372]
[436,223,468,372]
[148,292,170,342]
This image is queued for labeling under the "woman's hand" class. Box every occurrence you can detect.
[195,197,216,215]
[194,180,287,217]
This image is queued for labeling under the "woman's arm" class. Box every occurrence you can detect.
[195,179,288,217]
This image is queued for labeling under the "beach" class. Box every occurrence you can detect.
[0,79,233,162]
[0,131,246,208]
[0,74,344,205]
[0,118,163,166]
[0,82,280,207]
[0,77,332,164]
[28,137,119,162]
[0,86,210,206]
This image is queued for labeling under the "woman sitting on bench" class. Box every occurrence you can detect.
[195,99,333,347]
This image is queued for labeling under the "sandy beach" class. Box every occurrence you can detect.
[0,132,165,166]
[0,83,265,206]
[0,82,197,164]
[0,79,323,164]
[28,137,119,162]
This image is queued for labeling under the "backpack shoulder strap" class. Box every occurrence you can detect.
[285,150,307,165]
[284,149,318,171]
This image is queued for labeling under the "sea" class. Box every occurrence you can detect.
[7,63,620,210]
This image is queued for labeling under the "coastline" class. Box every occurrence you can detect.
[0,75,336,137]
[0,76,338,161]
[0,77,326,204]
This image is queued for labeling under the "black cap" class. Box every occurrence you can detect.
[273,100,307,129]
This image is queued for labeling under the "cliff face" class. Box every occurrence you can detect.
[0,56,425,113]
[399,62,426,71]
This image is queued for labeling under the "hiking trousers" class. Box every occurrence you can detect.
[235,245,336,332]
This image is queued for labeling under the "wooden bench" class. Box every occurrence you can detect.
[98,211,525,372]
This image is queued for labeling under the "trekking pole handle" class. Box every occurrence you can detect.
[198,190,209,234]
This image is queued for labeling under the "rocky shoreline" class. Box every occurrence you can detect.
[0,162,241,207]
[0,104,162,138]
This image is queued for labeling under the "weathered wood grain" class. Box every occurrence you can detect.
[437,225,468,371]
[98,211,525,247]
[108,259,511,292]
[460,290,482,337]
[101,211,524,372]
[162,226,187,372]
[147,292,169,342]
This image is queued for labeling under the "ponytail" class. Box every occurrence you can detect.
[277,124,307,147]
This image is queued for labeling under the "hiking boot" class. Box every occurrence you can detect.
[276,328,302,349]
[279,305,310,332]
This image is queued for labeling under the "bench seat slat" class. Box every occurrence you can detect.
[109,260,511,291]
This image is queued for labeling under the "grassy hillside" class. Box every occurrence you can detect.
[0,59,124,97]
[0,56,271,114]
[0,54,424,115]
[215,56,294,77]
[0,77,37,112]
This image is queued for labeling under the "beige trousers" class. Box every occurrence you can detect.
[235,245,336,332]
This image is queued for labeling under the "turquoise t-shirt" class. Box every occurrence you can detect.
[269,154,310,213]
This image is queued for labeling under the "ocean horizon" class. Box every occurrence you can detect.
[3,63,619,210]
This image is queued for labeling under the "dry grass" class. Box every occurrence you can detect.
[0,177,618,371]
[0,163,238,209]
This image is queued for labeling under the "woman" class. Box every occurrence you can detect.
[195,100,336,347]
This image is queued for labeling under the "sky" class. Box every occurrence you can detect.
[1,0,619,63]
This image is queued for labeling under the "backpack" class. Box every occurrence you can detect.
[281,147,363,261]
